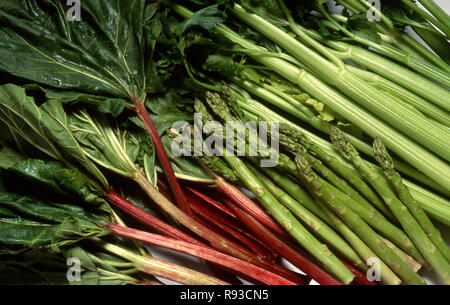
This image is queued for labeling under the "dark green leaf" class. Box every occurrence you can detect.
[97,98,127,117]
[347,13,381,43]
[0,249,68,284]
[0,217,57,249]
[0,84,109,189]
[178,5,225,35]
[0,0,147,99]
[51,217,108,251]
[381,1,440,33]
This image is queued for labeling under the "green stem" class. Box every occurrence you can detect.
[230,76,374,156]
[277,151,424,264]
[257,165,329,222]
[406,182,450,226]
[279,0,345,71]
[346,65,450,127]
[319,5,450,83]
[220,154,355,284]
[315,197,401,285]
[240,97,450,202]
[417,0,450,36]
[96,240,228,285]
[374,138,450,264]
[337,0,450,69]
[281,126,393,219]
[247,162,365,269]
[413,26,450,64]
[336,44,450,112]
[234,81,446,195]
[295,154,426,285]
[231,2,450,171]
[331,128,450,284]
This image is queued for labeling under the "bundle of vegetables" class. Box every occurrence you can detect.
[0,0,448,286]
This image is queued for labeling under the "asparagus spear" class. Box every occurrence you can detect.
[295,154,426,285]
[200,93,354,284]
[279,132,395,220]
[373,138,450,264]
[257,164,329,222]
[246,162,365,269]
[221,152,355,284]
[331,127,450,284]
[256,162,422,273]
[279,123,393,218]
[312,195,401,285]
[276,151,424,263]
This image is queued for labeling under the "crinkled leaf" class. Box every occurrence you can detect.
[347,13,381,44]
[0,192,107,225]
[0,0,147,99]
[0,217,57,249]
[0,249,68,284]
[51,217,108,252]
[40,100,108,185]
[0,84,108,189]
[5,159,104,205]
[178,5,225,35]
[97,98,127,118]
[0,145,27,169]
[203,54,244,77]
[0,84,61,160]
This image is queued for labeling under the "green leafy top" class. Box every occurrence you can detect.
[0,0,147,99]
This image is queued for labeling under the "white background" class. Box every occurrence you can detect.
[147,1,450,286]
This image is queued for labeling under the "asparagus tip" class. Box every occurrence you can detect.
[373,138,395,176]
[329,126,357,160]
[295,153,312,177]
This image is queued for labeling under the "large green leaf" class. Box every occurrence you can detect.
[0,84,109,189]
[0,157,111,252]
[0,192,106,225]
[69,109,140,178]
[0,0,147,99]
[0,217,58,249]
[0,84,62,160]
[51,217,108,252]
[0,249,68,284]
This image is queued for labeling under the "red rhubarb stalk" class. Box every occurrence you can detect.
[186,187,237,218]
[215,177,288,237]
[133,97,192,216]
[193,206,276,261]
[224,199,342,285]
[108,224,297,285]
[105,188,204,247]
[162,180,276,261]
[134,172,308,284]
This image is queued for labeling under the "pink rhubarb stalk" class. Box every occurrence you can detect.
[215,177,288,237]
[224,200,341,285]
[133,97,192,216]
[108,224,297,285]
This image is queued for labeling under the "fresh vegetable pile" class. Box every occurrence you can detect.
[0,0,448,285]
